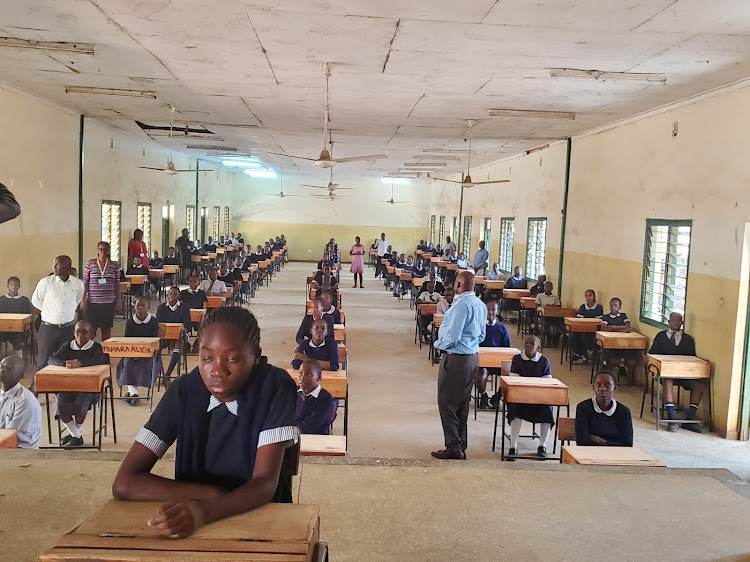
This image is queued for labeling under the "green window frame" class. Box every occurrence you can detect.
[213,206,221,239]
[499,217,514,273]
[453,216,458,243]
[640,219,692,329]
[483,217,492,254]
[462,216,472,256]
[136,202,152,253]
[186,205,195,241]
[101,200,122,266]
[438,216,446,245]
[429,215,436,244]
[224,206,230,237]
[525,217,547,280]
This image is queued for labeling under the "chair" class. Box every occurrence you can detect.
[415,303,438,348]
[338,343,347,372]
[557,417,576,463]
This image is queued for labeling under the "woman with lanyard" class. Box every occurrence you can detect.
[128,229,149,267]
[82,241,122,341]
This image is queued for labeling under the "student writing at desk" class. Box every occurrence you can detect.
[292,320,339,371]
[502,266,527,322]
[112,307,299,538]
[575,370,633,447]
[0,355,41,449]
[295,358,335,436]
[0,276,31,356]
[529,274,547,297]
[476,301,511,411]
[649,312,708,433]
[48,320,109,448]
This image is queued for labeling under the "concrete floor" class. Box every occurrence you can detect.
[6,260,750,560]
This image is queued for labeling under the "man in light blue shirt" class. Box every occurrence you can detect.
[432,271,486,460]
[473,240,489,275]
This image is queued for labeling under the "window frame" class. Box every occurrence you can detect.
[101,200,122,266]
[452,216,458,243]
[498,217,515,273]
[429,215,436,245]
[438,215,446,246]
[213,205,221,239]
[186,205,196,241]
[462,215,472,256]
[482,217,492,254]
[224,206,230,237]
[525,217,547,281]
[136,202,152,253]
[639,219,693,330]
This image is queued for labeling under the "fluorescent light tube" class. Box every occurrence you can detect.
[0,37,95,54]
[412,155,462,161]
[222,160,260,168]
[488,108,575,119]
[404,162,447,167]
[245,170,276,178]
[421,149,469,154]
[549,68,667,84]
[65,86,156,98]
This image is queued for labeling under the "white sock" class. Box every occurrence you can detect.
[127,385,139,396]
[510,418,522,449]
[63,420,81,438]
[75,423,84,435]
[539,423,551,448]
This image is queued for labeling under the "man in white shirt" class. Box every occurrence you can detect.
[198,267,228,297]
[0,355,41,448]
[375,232,388,278]
[32,255,85,377]
[443,236,456,259]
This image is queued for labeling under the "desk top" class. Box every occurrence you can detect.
[101,337,160,357]
[433,313,444,327]
[485,280,505,290]
[596,331,648,349]
[287,368,346,380]
[163,264,179,273]
[499,375,568,406]
[538,306,578,318]
[503,288,531,298]
[0,313,32,331]
[478,347,520,367]
[300,434,346,456]
[564,317,602,325]
[562,445,665,467]
[499,375,567,389]
[35,364,110,393]
[40,500,320,561]
[520,296,536,309]
[0,428,19,448]
[124,274,147,283]
[647,354,711,378]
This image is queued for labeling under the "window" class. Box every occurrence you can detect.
[429,215,436,244]
[462,216,472,256]
[453,216,458,243]
[186,205,195,241]
[438,216,446,245]
[101,201,122,265]
[640,220,692,327]
[525,217,547,280]
[224,206,230,237]
[498,217,515,272]
[213,206,221,239]
[482,217,492,254]
[136,203,151,252]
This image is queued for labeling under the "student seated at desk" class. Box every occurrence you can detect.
[446,250,458,264]
[217,262,234,287]
[600,297,630,332]
[506,336,554,459]
[199,268,228,297]
[163,247,180,267]
[529,274,547,297]
[396,253,407,269]
[572,289,603,363]
[180,276,207,311]
[575,370,633,447]
[217,235,227,247]
[535,281,562,345]
[648,312,708,433]
[202,236,217,253]
[316,252,331,271]
[429,271,445,295]
[487,263,504,281]
[0,355,41,449]
[295,359,335,436]
[48,320,109,448]
[437,287,455,315]
[456,253,469,269]
[157,287,192,383]
[148,251,164,296]
[295,298,335,345]
[126,256,150,297]
[292,319,339,371]
[504,266,526,289]
[598,297,642,378]
[112,307,299,537]
[476,301,511,410]
[117,298,160,407]
[0,276,32,356]
[417,281,442,342]
[313,263,338,290]
[320,290,341,325]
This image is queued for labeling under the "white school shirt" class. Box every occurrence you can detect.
[198,279,227,295]
[376,238,388,257]
[535,293,561,307]
[666,329,683,346]
[0,383,42,449]
[437,297,452,314]
[418,291,441,304]
[31,275,84,325]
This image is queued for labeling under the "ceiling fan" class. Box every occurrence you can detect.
[434,120,509,188]
[301,167,352,192]
[311,191,344,201]
[267,63,387,168]
[139,105,214,175]
[268,172,298,198]
[381,183,409,205]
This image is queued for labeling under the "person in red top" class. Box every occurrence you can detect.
[128,229,148,266]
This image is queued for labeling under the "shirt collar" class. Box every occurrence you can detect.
[324,306,336,315]
[5,294,22,299]
[207,395,238,416]
[520,350,541,362]
[71,339,94,351]
[168,302,180,312]
[607,312,621,318]
[309,339,326,348]
[133,313,152,324]
[298,384,322,398]
[0,383,23,398]
[487,319,497,326]
[592,397,617,416]
[584,302,598,310]
[666,329,682,337]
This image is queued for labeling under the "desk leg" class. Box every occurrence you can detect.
[552,406,560,455]
[655,373,661,431]
[343,384,349,449]
[501,401,507,460]
[44,392,52,444]
[492,395,499,452]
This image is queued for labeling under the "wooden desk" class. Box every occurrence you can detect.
[478,347,521,368]
[148,268,164,278]
[101,337,160,358]
[190,308,206,323]
[301,434,346,456]
[163,264,179,275]
[0,429,18,448]
[40,500,321,562]
[493,376,569,460]
[206,296,226,308]
[35,364,115,450]
[596,331,648,350]
[446,263,458,271]
[416,250,423,255]
[413,277,424,287]
[216,247,225,254]
[158,322,184,340]
[503,288,530,299]
[485,280,505,290]
[538,306,578,318]
[241,271,250,282]
[0,313,31,332]
[643,354,712,431]
[334,324,346,343]
[562,317,603,369]
[124,274,147,285]
[561,445,665,467]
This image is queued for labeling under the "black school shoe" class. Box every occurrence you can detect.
[684,423,709,434]
[63,436,84,449]
[537,446,547,458]
[431,448,466,460]
[60,434,73,447]
[506,447,517,461]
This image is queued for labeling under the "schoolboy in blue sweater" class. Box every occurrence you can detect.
[476,301,511,410]
[295,359,335,435]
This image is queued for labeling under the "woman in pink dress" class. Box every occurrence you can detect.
[349,236,366,288]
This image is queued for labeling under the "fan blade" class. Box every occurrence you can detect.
[301,185,329,189]
[333,187,354,190]
[471,179,510,185]
[266,151,317,162]
[332,154,388,164]
[138,166,170,171]
[432,178,464,184]
[173,169,215,173]
[329,183,339,189]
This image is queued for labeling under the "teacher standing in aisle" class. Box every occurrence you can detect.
[432,271,486,460]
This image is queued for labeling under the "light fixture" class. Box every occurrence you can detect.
[222,160,260,168]
[161,205,169,219]
[488,108,575,119]
[187,145,237,151]
[0,37,95,54]
[412,155,462,161]
[245,170,277,178]
[403,162,447,167]
[549,68,667,84]
[400,168,436,173]
[381,177,411,184]
[421,149,469,154]
[64,86,156,98]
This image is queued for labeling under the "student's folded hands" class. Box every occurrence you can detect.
[148,500,206,539]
